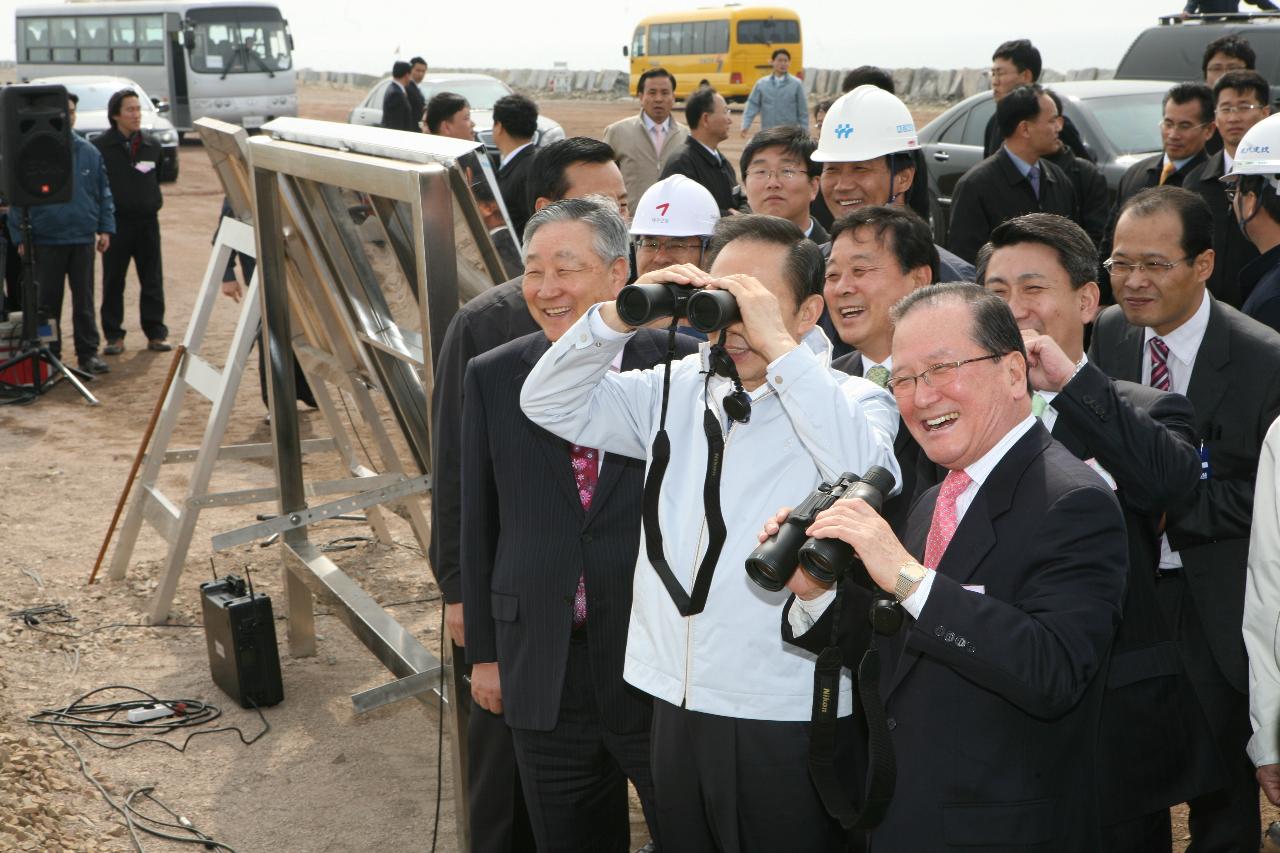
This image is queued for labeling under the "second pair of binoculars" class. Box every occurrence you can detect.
[745,466,897,593]
[616,281,740,334]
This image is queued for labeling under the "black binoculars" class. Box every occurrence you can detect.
[745,466,897,593]
[615,282,740,334]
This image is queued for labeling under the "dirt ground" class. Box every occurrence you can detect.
[0,82,1272,852]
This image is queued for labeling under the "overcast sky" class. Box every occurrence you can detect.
[3,2,1179,75]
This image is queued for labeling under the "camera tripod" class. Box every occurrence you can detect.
[0,209,99,405]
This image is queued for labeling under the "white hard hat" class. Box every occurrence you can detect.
[1224,112,1280,192]
[629,175,721,237]
[812,85,919,163]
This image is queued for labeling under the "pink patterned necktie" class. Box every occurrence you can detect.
[570,444,597,628]
[923,470,973,570]
[1149,337,1171,391]
[651,121,667,156]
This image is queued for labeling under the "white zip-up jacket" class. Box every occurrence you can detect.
[520,306,900,721]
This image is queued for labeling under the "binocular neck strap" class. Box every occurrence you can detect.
[640,320,729,617]
[809,585,897,830]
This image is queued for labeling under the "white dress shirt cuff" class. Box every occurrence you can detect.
[900,568,937,619]
[585,303,636,343]
[787,587,838,637]
[1249,723,1280,768]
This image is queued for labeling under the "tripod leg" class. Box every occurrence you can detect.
[42,348,99,406]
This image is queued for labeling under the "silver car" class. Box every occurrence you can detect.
[348,72,564,154]
[30,75,180,183]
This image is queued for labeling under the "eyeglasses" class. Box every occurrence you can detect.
[1206,63,1247,75]
[886,353,1004,397]
[744,167,809,183]
[633,237,707,253]
[1215,103,1266,116]
[1102,257,1193,279]
[1160,119,1212,133]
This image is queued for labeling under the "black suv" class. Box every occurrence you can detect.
[1116,11,1280,104]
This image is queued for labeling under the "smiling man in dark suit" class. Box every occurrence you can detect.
[1090,185,1280,851]
[462,197,690,851]
[979,212,1224,851]
[774,283,1128,852]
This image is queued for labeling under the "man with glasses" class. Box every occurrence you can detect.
[1091,185,1280,852]
[947,84,1076,265]
[982,39,1090,161]
[776,282,1127,851]
[1185,70,1271,307]
[741,125,827,242]
[629,175,720,278]
[978,213,1222,851]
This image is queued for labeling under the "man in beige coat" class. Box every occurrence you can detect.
[604,68,689,209]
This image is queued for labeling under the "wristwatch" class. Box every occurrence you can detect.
[894,560,927,602]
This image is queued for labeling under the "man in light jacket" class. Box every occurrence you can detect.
[520,213,899,850]
[741,48,809,136]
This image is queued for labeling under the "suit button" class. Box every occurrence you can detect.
[581,533,593,543]
[934,626,944,637]
[886,717,897,731]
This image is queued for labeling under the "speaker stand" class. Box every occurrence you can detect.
[0,211,99,406]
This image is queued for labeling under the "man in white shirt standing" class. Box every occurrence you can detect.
[520,214,899,850]
[741,48,808,136]
[773,283,1128,852]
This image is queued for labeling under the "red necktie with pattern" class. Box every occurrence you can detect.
[570,444,597,628]
[923,470,973,570]
[1149,337,1171,391]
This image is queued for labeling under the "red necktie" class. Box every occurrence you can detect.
[129,133,140,163]
[1149,337,1171,391]
[923,470,973,570]
[570,444,597,628]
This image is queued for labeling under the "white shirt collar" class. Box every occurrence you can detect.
[642,112,672,133]
[500,141,534,170]
[860,354,892,375]
[1164,153,1195,172]
[804,218,815,238]
[1142,289,1211,366]
[962,414,1038,491]
[696,139,721,161]
[392,80,406,92]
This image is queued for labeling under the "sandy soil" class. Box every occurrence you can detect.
[0,83,1270,852]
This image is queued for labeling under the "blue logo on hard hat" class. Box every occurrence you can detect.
[834,123,853,139]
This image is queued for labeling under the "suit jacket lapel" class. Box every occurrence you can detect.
[885,425,1052,697]
[1185,297,1231,428]
[520,334,586,516]
[1115,319,1146,383]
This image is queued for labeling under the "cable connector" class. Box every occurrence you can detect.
[126,704,174,724]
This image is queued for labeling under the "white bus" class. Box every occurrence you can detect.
[15,1,297,133]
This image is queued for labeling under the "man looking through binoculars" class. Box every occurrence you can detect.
[520,213,898,851]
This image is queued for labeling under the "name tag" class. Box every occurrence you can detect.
[962,585,985,594]
[1085,457,1118,491]
[134,161,156,174]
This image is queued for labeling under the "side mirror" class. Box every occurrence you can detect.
[623,45,629,57]
[183,30,195,50]
[153,97,170,114]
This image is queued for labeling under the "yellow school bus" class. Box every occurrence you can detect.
[625,6,803,102]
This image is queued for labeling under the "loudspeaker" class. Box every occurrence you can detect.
[0,85,73,207]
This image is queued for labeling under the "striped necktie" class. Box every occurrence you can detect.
[1149,337,1171,391]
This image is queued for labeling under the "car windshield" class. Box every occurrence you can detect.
[47,81,157,115]
[1082,92,1164,156]
[419,79,511,110]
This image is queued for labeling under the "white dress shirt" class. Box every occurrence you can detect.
[1141,290,1211,569]
[499,140,534,171]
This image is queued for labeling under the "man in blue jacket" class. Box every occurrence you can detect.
[741,49,809,136]
[8,93,115,374]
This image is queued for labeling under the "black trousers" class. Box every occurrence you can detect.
[1156,573,1260,853]
[35,243,98,359]
[464,645,536,853]
[509,634,657,853]
[102,214,166,342]
[650,698,849,853]
[1102,809,1173,853]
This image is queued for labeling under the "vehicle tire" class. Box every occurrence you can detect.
[160,153,179,183]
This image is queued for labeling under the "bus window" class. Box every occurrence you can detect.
[708,20,729,53]
[51,17,76,63]
[138,15,164,64]
[671,23,685,55]
[632,26,645,58]
[111,16,138,63]
[186,8,291,74]
[737,19,800,45]
[20,18,51,63]
[80,17,110,63]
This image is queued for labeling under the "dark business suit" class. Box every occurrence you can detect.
[406,79,425,131]
[1045,145,1109,246]
[1241,244,1280,333]
[787,424,1128,852]
[1091,297,1280,851]
[984,112,1093,161]
[429,277,539,853]
[497,144,537,242]
[462,328,693,851]
[1184,150,1259,308]
[947,150,1076,264]
[380,80,417,132]
[1047,365,1225,847]
[660,137,739,216]
[830,350,937,535]
[1099,151,1207,303]
[808,218,830,246]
